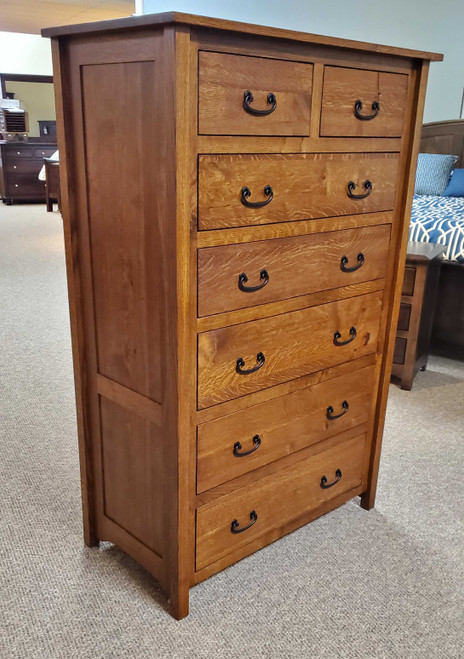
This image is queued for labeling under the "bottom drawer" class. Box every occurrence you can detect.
[196,432,367,571]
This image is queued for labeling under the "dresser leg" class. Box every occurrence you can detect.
[360,490,375,511]
[168,588,189,620]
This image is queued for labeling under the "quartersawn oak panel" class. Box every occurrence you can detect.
[82,61,162,401]
[198,152,400,230]
[196,432,367,570]
[320,66,408,137]
[198,51,312,136]
[197,364,375,492]
[198,223,391,316]
[100,398,164,556]
[197,291,383,408]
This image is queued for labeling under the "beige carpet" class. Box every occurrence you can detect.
[1,202,463,659]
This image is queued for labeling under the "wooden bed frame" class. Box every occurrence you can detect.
[419,119,464,359]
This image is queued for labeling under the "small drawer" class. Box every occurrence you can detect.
[198,51,312,136]
[197,364,375,493]
[197,291,382,409]
[34,148,56,158]
[402,266,416,296]
[196,432,367,570]
[4,147,34,159]
[320,66,408,137]
[393,337,407,364]
[198,152,399,230]
[397,303,412,332]
[198,224,390,317]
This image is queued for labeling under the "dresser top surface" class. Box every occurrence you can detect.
[42,11,442,62]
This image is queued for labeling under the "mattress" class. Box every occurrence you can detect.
[409,194,464,262]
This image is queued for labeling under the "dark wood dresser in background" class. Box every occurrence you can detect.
[43,12,441,619]
[0,140,57,204]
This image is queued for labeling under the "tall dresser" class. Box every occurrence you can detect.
[43,13,441,619]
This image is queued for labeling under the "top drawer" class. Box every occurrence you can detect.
[198,51,313,136]
[320,66,408,138]
[2,147,34,159]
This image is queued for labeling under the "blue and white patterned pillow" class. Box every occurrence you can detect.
[415,153,458,195]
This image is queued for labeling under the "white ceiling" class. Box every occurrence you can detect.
[0,0,136,35]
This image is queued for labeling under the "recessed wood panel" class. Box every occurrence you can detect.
[393,337,407,364]
[198,51,312,136]
[397,303,412,331]
[320,67,408,137]
[198,152,400,230]
[198,224,391,316]
[81,61,162,401]
[196,432,367,570]
[197,365,375,492]
[100,398,164,555]
[402,266,416,296]
[197,291,382,409]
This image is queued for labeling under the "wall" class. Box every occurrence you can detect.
[142,0,464,123]
[5,81,55,136]
[0,32,52,77]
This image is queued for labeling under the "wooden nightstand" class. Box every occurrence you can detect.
[391,242,445,390]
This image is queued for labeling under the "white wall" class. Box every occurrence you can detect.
[0,32,52,76]
[143,0,464,123]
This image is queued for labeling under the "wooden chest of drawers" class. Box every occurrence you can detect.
[0,141,57,204]
[43,12,441,619]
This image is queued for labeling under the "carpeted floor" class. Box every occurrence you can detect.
[1,203,463,659]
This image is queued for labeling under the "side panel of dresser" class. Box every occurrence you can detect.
[50,28,189,618]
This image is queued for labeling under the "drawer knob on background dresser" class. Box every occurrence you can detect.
[326,400,349,420]
[241,185,274,208]
[233,434,262,457]
[347,180,372,199]
[340,252,365,272]
[243,90,277,116]
[236,352,266,375]
[333,326,357,346]
[354,99,380,121]
[320,469,342,489]
[238,269,269,292]
[231,510,258,534]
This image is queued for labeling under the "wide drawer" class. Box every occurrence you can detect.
[197,364,375,493]
[198,153,399,230]
[5,159,43,175]
[198,224,391,316]
[196,432,367,570]
[320,66,408,138]
[197,291,382,409]
[6,175,45,195]
[2,147,34,159]
[198,51,313,136]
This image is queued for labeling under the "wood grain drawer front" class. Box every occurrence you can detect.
[197,365,375,493]
[320,66,408,137]
[5,159,43,175]
[6,174,45,193]
[402,266,416,296]
[198,51,312,136]
[198,224,390,317]
[197,291,382,409]
[196,432,367,570]
[198,153,399,230]
[34,147,56,158]
[3,147,34,159]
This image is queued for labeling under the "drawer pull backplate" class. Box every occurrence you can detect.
[326,400,349,420]
[236,352,265,375]
[340,252,365,272]
[243,90,277,116]
[241,185,274,208]
[320,469,342,489]
[238,269,269,292]
[347,180,372,199]
[233,434,262,457]
[333,326,357,346]
[231,510,258,534]
[354,99,380,121]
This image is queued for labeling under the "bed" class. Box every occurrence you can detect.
[414,119,464,359]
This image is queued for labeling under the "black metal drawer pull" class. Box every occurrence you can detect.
[347,180,372,199]
[236,352,265,375]
[233,434,262,457]
[326,400,349,420]
[333,326,357,346]
[243,90,277,116]
[238,269,269,292]
[241,185,274,208]
[354,99,380,121]
[341,252,365,272]
[320,469,342,489]
[231,510,258,534]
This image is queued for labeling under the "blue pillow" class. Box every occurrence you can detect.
[415,153,458,195]
[443,168,464,196]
